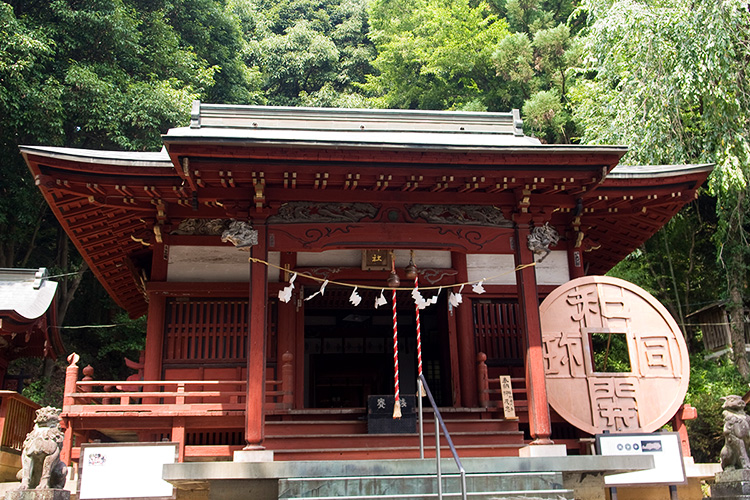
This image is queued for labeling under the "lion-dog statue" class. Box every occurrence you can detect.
[720,394,750,470]
[18,406,67,490]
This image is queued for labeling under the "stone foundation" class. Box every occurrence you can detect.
[5,489,70,500]
[711,469,750,499]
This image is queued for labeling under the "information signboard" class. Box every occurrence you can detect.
[78,442,177,500]
[596,432,686,486]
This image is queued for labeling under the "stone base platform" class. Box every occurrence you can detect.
[4,489,70,500]
[711,469,750,499]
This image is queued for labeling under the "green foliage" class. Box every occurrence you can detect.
[590,332,631,372]
[522,89,569,142]
[65,313,147,381]
[574,0,750,373]
[260,20,340,105]
[365,0,509,110]
[21,377,63,407]
[606,196,723,352]
[685,355,748,463]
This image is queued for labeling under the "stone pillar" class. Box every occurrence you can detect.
[514,224,553,445]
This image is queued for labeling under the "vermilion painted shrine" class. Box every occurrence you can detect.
[20,103,711,470]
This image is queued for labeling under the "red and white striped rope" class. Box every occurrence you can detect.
[392,287,401,418]
[414,273,423,379]
[392,288,400,403]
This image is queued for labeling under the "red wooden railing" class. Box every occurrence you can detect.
[475,353,527,412]
[61,352,294,463]
[64,353,293,410]
[0,391,39,452]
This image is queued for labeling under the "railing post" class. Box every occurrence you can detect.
[477,352,489,408]
[281,351,293,409]
[80,365,94,404]
[63,353,80,409]
[172,416,186,463]
[176,383,185,405]
[103,385,115,405]
[672,404,697,457]
[62,353,80,466]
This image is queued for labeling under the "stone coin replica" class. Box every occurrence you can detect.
[540,276,690,435]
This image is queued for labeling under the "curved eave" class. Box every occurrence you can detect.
[583,164,714,274]
[20,146,173,169]
[0,279,57,321]
[608,163,714,179]
[22,151,151,318]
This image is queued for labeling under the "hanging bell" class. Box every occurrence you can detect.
[404,254,417,280]
[387,270,401,288]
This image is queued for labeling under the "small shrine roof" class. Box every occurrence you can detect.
[0,268,58,321]
[0,268,63,359]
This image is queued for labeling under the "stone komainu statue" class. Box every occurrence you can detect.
[720,395,750,470]
[18,406,67,490]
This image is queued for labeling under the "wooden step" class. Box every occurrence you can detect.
[265,418,520,436]
[271,443,525,461]
[264,431,524,450]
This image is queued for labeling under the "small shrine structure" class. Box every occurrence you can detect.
[20,104,711,473]
[0,268,64,481]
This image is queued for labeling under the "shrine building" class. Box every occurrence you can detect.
[20,103,712,499]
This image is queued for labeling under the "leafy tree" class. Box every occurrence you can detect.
[229,0,374,106]
[572,0,750,376]
[490,12,581,141]
[685,354,747,462]
[0,0,221,395]
[607,196,723,353]
[259,20,340,105]
[365,0,509,110]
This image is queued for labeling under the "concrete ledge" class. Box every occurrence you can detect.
[519,445,567,458]
[233,450,274,463]
[164,455,654,487]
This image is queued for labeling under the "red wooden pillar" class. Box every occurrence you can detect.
[245,225,268,449]
[277,252,298,409]
[452,252,475,407]
[514,224,553,444]
[143,293,166,404]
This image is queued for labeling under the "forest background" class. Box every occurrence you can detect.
[1,0,748,462]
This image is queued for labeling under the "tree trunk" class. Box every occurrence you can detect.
[726,191,749,379]
[729,279,749,379]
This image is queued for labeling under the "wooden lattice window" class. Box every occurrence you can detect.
[164,298,249,364]
[472,300,524,365]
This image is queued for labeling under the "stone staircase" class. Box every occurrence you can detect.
[264,410,526,461]
[277,470,573,499]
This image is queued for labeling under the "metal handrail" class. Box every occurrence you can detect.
[418,373,467,500]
